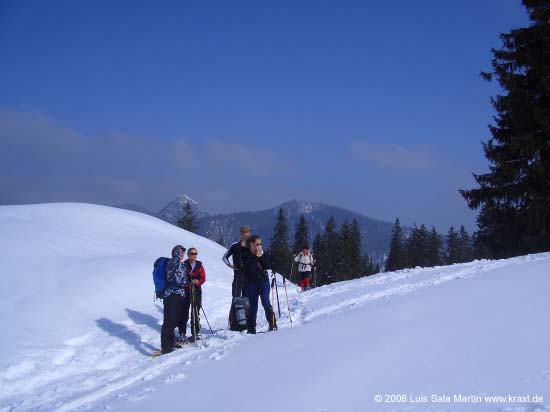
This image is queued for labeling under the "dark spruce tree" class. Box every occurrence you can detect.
[322,216,340,284]
[312,233,327,285]
[269,208,293,277]
[386,218,406,271]
[460,0,550,258]
[293,214,310,254]
[446,226,461,264]
[177,200,199,233]
[458,225,473,263]
[337,220,352,281]
[349,219,365,277]
[427,226,444,267]
[407,224,429,267]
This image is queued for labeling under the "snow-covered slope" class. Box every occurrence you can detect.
[1,203,549,412]
[0,203,233,363]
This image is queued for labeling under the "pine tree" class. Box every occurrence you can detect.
[322,216,339,284]
[349,219,364,278]
[407,224,429,267]
[386,218,406,271]
[293,214,310,254]
[458,225,473,263]
[427,226,443,267]
[215,236,225,247]
[269,208,293,277]
[337,220,352,281]
[446,226,461,264]
[460,0,550,258]
[177,200,199,233]
[312,233,327,285]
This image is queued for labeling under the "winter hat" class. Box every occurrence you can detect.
[171,245,186,257]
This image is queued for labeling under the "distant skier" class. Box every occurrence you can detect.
[177,247,206,343]
[241,235,277,333]
[222,225,251,297]
[294,245,314,291]
[161,245,189,354]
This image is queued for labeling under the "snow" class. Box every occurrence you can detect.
[1,203,549,412]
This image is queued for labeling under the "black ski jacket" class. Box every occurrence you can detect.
[241,249,271,283]
[222,241,248,272]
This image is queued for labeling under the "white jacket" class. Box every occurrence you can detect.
[294,252,314,272]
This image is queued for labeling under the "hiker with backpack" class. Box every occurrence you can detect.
[241,235,277,334]
[177,247,206,343]
[158,245,189,354]
[294,245,314,291]
[222,225,251,298]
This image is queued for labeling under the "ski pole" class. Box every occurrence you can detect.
[271,277,276,317]
[270,277,277,329]
[272,271,281,318]
[191,285,201,341]
[200,305,214,335]
[289,260,295,283]
[282,275,293,327]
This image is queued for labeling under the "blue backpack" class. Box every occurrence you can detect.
[153,257,170,299]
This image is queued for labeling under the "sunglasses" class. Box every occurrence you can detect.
[254,243,262,246]
[189,252,198,255]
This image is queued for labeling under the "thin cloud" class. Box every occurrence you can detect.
[346,140,447,172]
[206,139,294,177]
[0,109,295,210]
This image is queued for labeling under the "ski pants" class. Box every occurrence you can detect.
[299,271,311,289]
[178,287,202,338]
[244,277,274,330]
[161,292,185,353]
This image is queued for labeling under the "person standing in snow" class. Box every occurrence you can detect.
[222,225,251,297]
[161,245,189,354]
[294,245,314,291]
[177,247,206,343]
[241,235,277,333]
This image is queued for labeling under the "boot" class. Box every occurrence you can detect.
[267,309,278,331]
[248,314,257,334]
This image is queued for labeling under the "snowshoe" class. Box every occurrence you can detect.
[176,335,189,344]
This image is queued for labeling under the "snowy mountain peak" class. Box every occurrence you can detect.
[156,194,209,224]
[175,194,199,206]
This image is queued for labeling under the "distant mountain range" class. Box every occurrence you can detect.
[199,200,394,261]
[121,195,395,262]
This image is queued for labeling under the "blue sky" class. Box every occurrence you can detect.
[0,0,530,230]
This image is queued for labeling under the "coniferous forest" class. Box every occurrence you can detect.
[460,0,550,259]
[268,209,379,285]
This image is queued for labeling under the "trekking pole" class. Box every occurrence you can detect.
[272,271,281,318]
[191,285,201,341]
[270,277,277,329]
[282,275,293,327]
[200,305,214,335]
[271,277,276,316]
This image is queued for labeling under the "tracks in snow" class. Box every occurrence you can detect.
[2,254,548,412]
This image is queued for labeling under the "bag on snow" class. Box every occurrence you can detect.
[153,257,169,299]
[228,296,250,331]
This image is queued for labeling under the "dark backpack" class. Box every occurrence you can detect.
[153,257,169,299]
[228,296,249,331]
